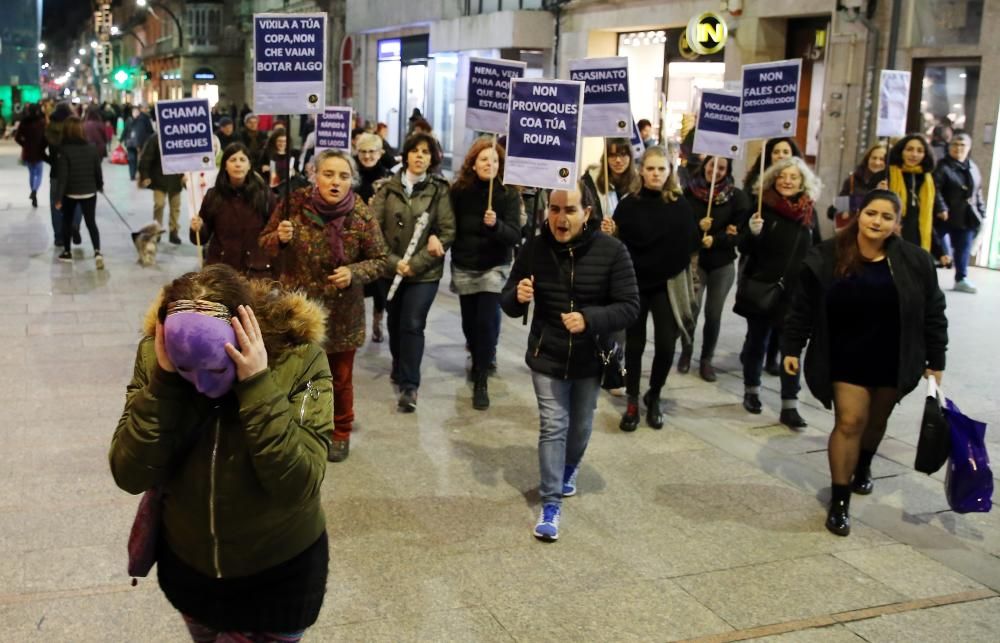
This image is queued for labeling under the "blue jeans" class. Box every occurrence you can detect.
[531,372,601,507]
[386,280,439,390]
[949,227,975,282]
[742,315,801,400]
[27,161,43,192]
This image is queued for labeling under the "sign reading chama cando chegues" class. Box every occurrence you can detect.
[154,98,214,174]
[253,13,327,115]
[504,79,584,191]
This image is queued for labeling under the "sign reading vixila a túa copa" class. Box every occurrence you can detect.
[253,13,327,115]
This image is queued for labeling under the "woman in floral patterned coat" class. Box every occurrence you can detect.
[260,149,389,463]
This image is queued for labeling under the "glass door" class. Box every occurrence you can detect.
[402,63,428,138]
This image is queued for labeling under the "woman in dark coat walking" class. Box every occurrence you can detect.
[737,157,820,428]
[782,190,948,536]
[501,185,639,542]
[831,142,887,231]
[681,155,752,381]
[190,143,276,279]
[933,133,986,293]
[450,137,522,410]
[14,103,46,207]
[54,116,104,268]
[609,146,700,431]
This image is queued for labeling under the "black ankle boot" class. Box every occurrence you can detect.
[472,370,489,410]
[620,398,639,432]
[826,500,851,536]
[677,346,692,374]
[826,484,851,536]
[743,392,762,414]
[780,408,808,429]
[643,391,663,429]
[851,468,874,495]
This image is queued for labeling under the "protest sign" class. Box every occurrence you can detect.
[569,57,631,137]
[629,119,645,160]
[253,13,327,115]
[693,90,743,158]
[466,57,526,134]
[504,79,584,191]
[877,70,911,138]
[315,107,352,153]
[738,59,802,140]
[154,98,214,174]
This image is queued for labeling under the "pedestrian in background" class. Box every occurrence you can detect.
[215,116,237,149]
[260,150,389,462]
[682,155,752,382]
[737,156,820,428]
[259,128,296,190]
[370,133,455,413]
[14,103,46,208]
[609,146,699,432]
[83,105,108,161]
[123,105,154,181]
[138,133,185,245]
[831,142,888,231]
[782,190,947,536]
[239,113,265,166]
[886,134,946,255]
[449,137,521,411]
[44,102,82,246]
[934,132,986,293]
[54,116,103,268]
[501,186,638,542]
[110,265,333,641]
[190,143,275,279]
[355,132,393,343]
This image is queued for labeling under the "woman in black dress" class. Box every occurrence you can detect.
[782,190,948,536]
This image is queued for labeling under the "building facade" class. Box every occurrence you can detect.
[344,0,999,265]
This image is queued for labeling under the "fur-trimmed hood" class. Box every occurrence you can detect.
[142,279,327,356]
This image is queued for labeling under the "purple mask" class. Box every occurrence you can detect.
[164,312,237,398]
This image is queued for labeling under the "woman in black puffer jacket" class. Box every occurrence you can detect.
[54,116,104,268]
[501,184,638,544]
[450,137,522,410]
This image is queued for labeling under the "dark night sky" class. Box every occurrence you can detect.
[42,0,98,63]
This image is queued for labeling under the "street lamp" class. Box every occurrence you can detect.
[69,66,76,73]
[73,58,81,65]
[78,48,86,55]
[111,26,120,36]
[37,42,46,51]
[90,41,99,49]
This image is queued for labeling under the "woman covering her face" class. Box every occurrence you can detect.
[110,264,334,642]
[782,190,947,536]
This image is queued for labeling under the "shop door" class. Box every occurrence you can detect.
[907,58,981,160]
[401,63,427,138]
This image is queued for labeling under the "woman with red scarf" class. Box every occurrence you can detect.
[260,149,389,463]
[736,157,821,428]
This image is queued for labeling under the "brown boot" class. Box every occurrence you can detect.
[699,359,716,382]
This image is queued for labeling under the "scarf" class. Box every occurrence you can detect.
[687,172,735,205]
[888,164,934,251]
[308,187,356,267]
[402,171,427,197]
[762,187,814,228]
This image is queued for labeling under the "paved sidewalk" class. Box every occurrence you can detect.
[0,141,998,641]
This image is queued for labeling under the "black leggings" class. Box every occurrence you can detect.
[61,195,99,253]
[459,292,502,372]
[364,279,387,314]
[625,288,679,398]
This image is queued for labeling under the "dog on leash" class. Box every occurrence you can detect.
[131,222,163,267]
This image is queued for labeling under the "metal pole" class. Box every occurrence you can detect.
[886,0,902,70]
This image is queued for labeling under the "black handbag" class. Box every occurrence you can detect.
[915,378,951,475]
[733,220,805,319]
[595,335,626,391]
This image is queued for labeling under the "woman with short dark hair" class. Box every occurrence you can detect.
[370,133,454,412]
[783,190,947,536]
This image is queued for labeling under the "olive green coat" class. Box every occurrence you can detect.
[110,284,332,579]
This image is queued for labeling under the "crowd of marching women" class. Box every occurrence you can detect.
[100,109,968,638]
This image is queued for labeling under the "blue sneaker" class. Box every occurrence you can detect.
[562,464,580,497]
[533,503,561,542]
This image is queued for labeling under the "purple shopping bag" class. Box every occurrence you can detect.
[944,398,993,514]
